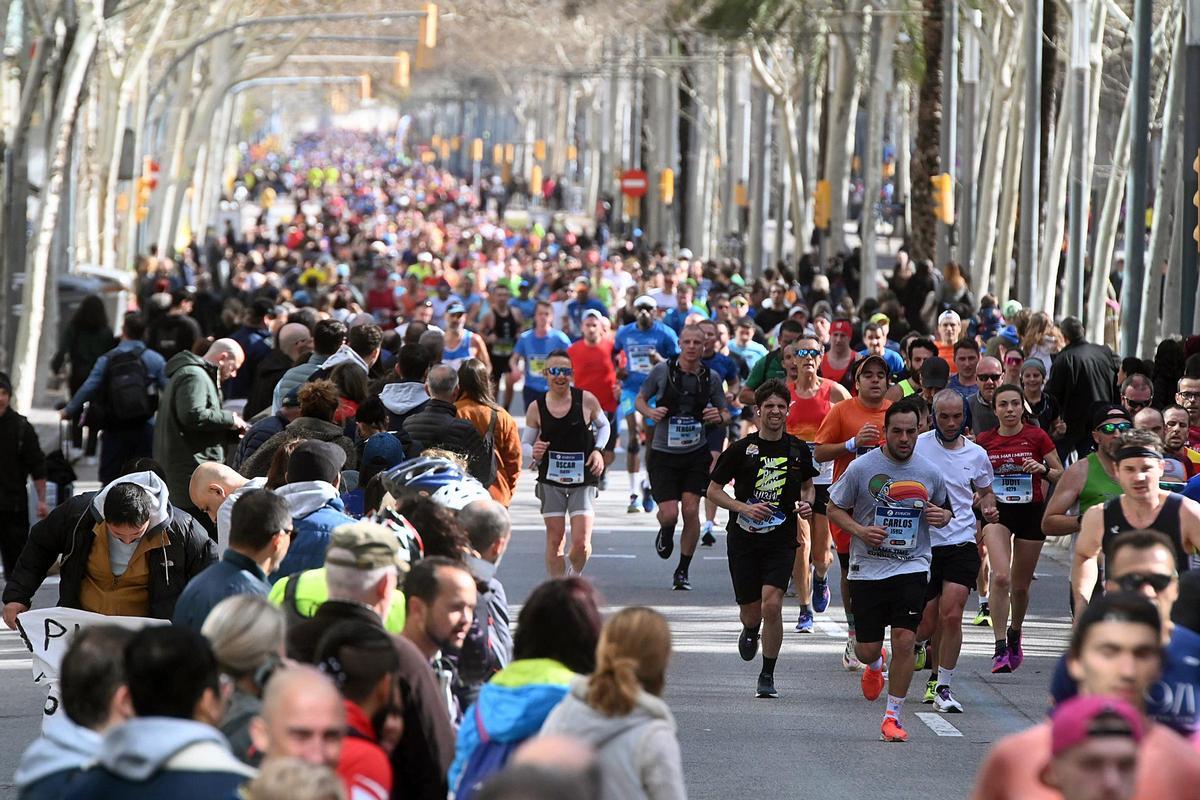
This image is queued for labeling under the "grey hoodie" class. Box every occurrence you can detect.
[541,677,686,800]
[274,480,341,518]
[90,471,172,576]
[95,717,254,782]
[380,381,430,415]
[14,711,101,790]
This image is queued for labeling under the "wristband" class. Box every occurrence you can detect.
[845,437,857,452]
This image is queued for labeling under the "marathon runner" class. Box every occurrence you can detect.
[707,379,817,699]
[510,301,572,411]
[636,324,730,590]
[524,351,610,578]
[729,316,768,371]
[819,319,858,391]
[739,320,804,404]
[613,295,679,513]
[913,390,997,711]
[827,397,952,742]
[784,337,850,633]
[813,354,892,669]
[935,310,961,366]
[977,383,1063,672]
[885,338,937,401]
[568,311,619,475]
[697,319,742,548]
[441,302,491,372]
[479,283,523,410]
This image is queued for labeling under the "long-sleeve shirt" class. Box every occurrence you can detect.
[64,341,167,418]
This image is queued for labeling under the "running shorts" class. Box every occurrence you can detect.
[995,501,1047,542]
[849,572,928,642]
[646,447,711,503]
[727,535,796,606]
[535,483,597,517]
[490,354,512,383]
[705,425,725,453]
[925,542,982,601]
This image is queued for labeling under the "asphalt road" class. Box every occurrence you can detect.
[0,457,1072,799]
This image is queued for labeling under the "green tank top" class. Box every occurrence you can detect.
[1079,453,1122,516]
[898,379,917,397]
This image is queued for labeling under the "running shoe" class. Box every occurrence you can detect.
[1007,628,1024,672]
[785,578,796,598]
[627,494,640,513]
[755,673,779,699]
[641,484,656,513]
[913,641,928,671]
[991,643,1012,674]
[842,638,864,671]
[973,603,992,627]
[860,646,887,701]
[880,716,909,742]
[655,526,674,559]
[811,571,830,613]
[700,520,716,547]
[738,627,760,661]
[922,677,937,704]
[672,569,691,591]
[795,609,814,633]
[934,686,963,713]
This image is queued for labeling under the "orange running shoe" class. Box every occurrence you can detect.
[880,715,908,742]
[860,646,888,701]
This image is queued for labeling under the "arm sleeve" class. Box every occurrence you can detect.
[591,410,610,449]
[521,425,539,462]
[65,354,108,416]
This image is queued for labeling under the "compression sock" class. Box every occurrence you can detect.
[978,594,988,608]
[938,666,955,689]
[885,695,906,719]
[761,656,777,678]
[846,612,856,638]
[628,473,639,494]
[677,553,693,575]
[867,655,884,671]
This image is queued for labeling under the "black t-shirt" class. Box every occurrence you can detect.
[709,432,819,546]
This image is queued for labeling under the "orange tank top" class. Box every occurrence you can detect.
[787,379,835,441]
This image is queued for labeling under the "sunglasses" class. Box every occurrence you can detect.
[1114,572,1176,593]
[978,373,1002,382]
[1123,397,1151,411]
[1005,357,1022,365]
[793,348,822,359]
[1095,421,1133,435]
[635,304,655,312]
[1179,391,1200,402]
[546,366,573,377]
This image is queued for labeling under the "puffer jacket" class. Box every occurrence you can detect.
[271,481,356,580]
[238,416,357,478]
[231,412,288,471]
[402,399,488,482]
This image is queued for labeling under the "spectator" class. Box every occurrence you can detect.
[249,665,344,770]
[241,758,345,800]
[226,298,278,400]
[241,381,357,478]
[201,594,286,765]
[541,607,686,800]
[456,359,521,505]
[403,365,489,483]
[455,498,514,706]
[63,313,167,484]
[188,461,267,553]
[63,626,256,798]
[2,472,215,627]
[273,319,347,414]
[0,372,48,578]
[474,764,600,800]
[272,441,357,580]
[146,288,203,361]
[1047,316,1120,459]
[1042,696,1144,800]
[173,489,292,630]
[380,342,433,430]
[401,556,478,664]
[52,296,117,459]
[153,337,248,530]
[234,386,303,471]
[15,626,135,799]
[245,322,314,420]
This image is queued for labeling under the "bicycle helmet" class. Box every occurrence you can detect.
[370,508,424,571]
[382,456,467,498]
[431,479,492,511]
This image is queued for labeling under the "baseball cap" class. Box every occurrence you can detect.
[582,308,604,321]
[280,386,301,409]
[868,312,890,326]
[997,324,1020,346]
[854,353,890,380]
[1002,300,1024,320]
[830,319,854,337]
[937,309,961,325]
[361,432,407,483]
[1050,695,1144,757]
[920,356,951,389]
[1090,403,1132,430]
[789,305,809,318]
[286,440,347,484]
[634,295,657,310]
[446,302,466,316]
[678,248,693,260]
[325,521,403,570]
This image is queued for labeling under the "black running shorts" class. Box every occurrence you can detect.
[727,534,796,606]
[925,542,982,601]
[646,447,710,503]
[849,572,929,643]
[994,501,1047,542]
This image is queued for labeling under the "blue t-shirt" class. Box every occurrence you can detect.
[728,340,768,371]
[613,322,679,391]
[512,297,537,319]
[857,348,905,377]
[948,374,981,400]
[1182,473,1200,504]
[704,353,740,388]
[565,299,608,340]
[514,328,572,392]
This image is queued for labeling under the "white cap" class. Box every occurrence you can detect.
[417,251,433,263]
[582,308,604,321]
[938,309,962,324]
[678,248,693,261]
[634,295,657,309]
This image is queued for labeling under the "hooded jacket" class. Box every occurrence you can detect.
[62,717,255,799]
[238,416,357,478]
[541,677,687,800]
[402,399,489,483]
[15,711,102,799]
[381,381,429,430]
[153,350,237,507]
[230,411,288,471]
[271,481,355,580]
[449,659,574,794]
[244,347,296,420]
[1,472,216,619]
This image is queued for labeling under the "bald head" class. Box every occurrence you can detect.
[189,462,248,522]
[205,338,245,382]
[978,356,1002,400]
[513,734,598,774]
[251,665,345,769]
[1134,406,1165,439]
[278,323,314,361]
[426,364,459,401]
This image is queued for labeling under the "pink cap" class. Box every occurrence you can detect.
[1051,695,1145,757]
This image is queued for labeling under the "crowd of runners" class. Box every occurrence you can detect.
[0,130,1198,799]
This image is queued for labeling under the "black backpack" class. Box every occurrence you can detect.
[93,351,155,426]
[466,408,499,488]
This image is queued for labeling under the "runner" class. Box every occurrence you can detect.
[977,383,1064,672]
[479,283,524,410]
[441,303,490,372]
[524,351,610,578]
[948,340,981,400]
[935,310,961,366]
[636,324,730,590]
[1073,429,1200,612]
[697,319,742,548]
[813,355,892,669]
[1162,405,1200,477]
[738,320,804,403]
[858,322,905,378]
[510,301,572,411]
[707,379,817,698]
[913,389,998,711]
[729,317,768,371]
[1042,405,1130,537]
[612,295,679,514]
[567,311,619,474]
[784,337,850,633]
[885,338,937,401]
[819,318,858,392]
[827,397,952,742]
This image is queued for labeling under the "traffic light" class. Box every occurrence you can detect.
[534,140,546,161]
[471,138,484,162]
[359,73,372,101]
[931,172,954,225]
[659,168,675,205]
[394,51,410,89]
[416,3,438,69]
[814,180,831,230]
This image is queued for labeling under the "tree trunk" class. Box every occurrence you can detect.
[993,78,1025,303]
[1037,65,1073,314]
[910,0,944,263]
[860,10,901,300]
[824,8,864,259]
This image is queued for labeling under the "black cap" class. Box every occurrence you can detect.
[920,356,950,389]
[286,440,347,484]
[1090,403,1131,430]
[251,297,278,319]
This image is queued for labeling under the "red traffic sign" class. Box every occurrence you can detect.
[620,169,648,198]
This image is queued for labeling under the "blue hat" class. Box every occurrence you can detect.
[998,324,1019,346]
[361,432,407,483]
[446,302,467,316]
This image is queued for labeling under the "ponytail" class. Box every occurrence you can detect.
[586,649,642,716]
[584,607,671,717]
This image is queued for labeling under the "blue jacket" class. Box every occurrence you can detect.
[224,325,271,400]
[65,340,167,417]
[231,412,288,471]
[171,550,269,631]
[1148,624,1200,735]
[15,712,101,800]
[449,658,574,792]
[272,481,355,580]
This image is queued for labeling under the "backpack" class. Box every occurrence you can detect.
[659,357,712,418]
[461,407,499,488]
[93,350,155,427]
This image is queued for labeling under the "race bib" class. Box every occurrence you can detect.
[491,340,514,356]
[628,344,655,374]
[547,451,585,485]
[737,505,786,533]
[528,356,547,376]
[993,473,1033,504]
[667,416,702,448]
[874,506,921,553]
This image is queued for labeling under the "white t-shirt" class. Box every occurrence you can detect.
[913,430,994,546]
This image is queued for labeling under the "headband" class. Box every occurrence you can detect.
[1116,446,1163,462]
[830,320,853,337]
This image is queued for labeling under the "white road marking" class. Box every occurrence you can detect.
[590,554,637,559]
[915,712,963,737]
[816,617,848,639]
[702,556,728,560]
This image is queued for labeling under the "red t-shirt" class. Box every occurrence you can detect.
[976,424,1057,504]
[568,338,618,413]
[338,701,392,800]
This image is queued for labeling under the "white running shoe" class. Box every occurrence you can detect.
[933,686,964,713]
[842,637,864,671]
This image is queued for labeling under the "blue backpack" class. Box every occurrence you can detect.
[455,705,523,800]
